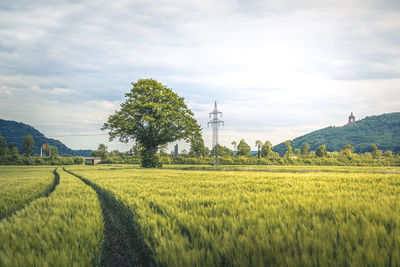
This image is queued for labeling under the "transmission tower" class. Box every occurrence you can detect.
[208,101,224,165]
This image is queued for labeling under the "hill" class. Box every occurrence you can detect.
[273,112,400,155]
[0,119,92,156]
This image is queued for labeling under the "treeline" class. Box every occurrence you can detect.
[3,131,398,166]
[91,139,400,166]
[0,134,84,165]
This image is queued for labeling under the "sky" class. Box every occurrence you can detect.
[1,0,400,152]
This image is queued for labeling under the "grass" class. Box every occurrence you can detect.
[0,168,103,266]
[0,166,55,220]
[67,166,400,266]
[68,163,400,174]
[64,168,155,267]
[1,164,399,266]
[163,164,400,174]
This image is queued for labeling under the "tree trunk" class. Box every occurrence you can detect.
[140,146,161,168]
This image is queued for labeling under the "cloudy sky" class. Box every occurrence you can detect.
[1,0,400,152]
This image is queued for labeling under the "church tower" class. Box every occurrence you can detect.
[348,112,355,126]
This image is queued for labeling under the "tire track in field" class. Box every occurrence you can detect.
[64,168,154,267]
[45,168,60,196]
[0,168,60,222]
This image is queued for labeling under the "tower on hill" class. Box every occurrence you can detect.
[348,112,356,126]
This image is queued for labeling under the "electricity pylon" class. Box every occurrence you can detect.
[207,101,224,165]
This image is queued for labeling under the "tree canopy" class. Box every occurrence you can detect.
[0,135,6,157]
[189,132,207,157]
[255,140,262,158]
[237,139,251,156]
[22,134,35,156]
[211,144,234,157]
[7,142,19,159]
[316,144,327,157]
[102,79,201,167]
[231,141,237,152]
[261,141,273,158]
[91,144,109,159]
[49,146,58,158]
[284,140,292,157]
[301,142,310,155]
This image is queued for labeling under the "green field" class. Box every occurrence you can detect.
[1,165,400,266]
[0,166,55,219]
[0,168,103,266]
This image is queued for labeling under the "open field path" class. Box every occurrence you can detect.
[64,168,155,267]
[45,168,60,197]
[0,167,59,222]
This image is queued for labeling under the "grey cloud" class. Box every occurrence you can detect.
[1,0,400,150]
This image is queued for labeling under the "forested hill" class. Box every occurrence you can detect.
[273,112,400,155]
[0,119,92,156]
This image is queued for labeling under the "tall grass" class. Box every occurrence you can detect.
[0,166,55,219]
[69,166,400,266]
[0,169,103,266]
[164,164,400,174]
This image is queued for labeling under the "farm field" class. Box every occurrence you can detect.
[65,165,400,266]
[0,168,103,266]
[0,166,56,219]
[1,164,399,266]
[68,163,400,174]
[163,164,400,174]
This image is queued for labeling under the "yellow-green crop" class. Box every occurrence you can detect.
[0,169,103,266]
[0,166,55,219]
[69,166,400,267]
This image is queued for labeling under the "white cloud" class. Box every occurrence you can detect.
[30,86,73,94]
[0,0,399,152]
[0,85,12,95]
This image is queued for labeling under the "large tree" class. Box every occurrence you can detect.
[284,140,292,158]
[103,79,201,167]
[237,139,251,157]
[0,134,6,157]
[301,142,310,156]
[91,144,109,159]
[49,146,58,158]
[370,144,379,158]
[7,142,19,159]
[316,144,327,158]
[189,132,207,157]
[255,140,262,158]
[211,144,234,157]
[22,134,35,156]
[231,141,237,152]
[261,140,273,158]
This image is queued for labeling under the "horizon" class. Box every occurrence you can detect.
[1,1,400,152]
[1,110,398,154]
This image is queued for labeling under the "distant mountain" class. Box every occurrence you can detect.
[0,119,92,156]
[273,112,400,155]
